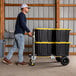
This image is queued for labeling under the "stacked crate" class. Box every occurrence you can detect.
[35,28,71,56]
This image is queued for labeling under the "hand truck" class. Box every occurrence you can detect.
[29,29,70,66]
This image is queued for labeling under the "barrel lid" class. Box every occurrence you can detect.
[35,42,71,44]
[34,28,72,30]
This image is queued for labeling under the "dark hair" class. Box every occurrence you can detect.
[21,8,24,10]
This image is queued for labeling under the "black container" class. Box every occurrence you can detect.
[35,28,71,42]
[47,30,53,42]
[35,30,47,42]
[52,44,70,56]
[35,29,52,42]
[35,42,70,56]
[35,43,52,56]
[34,28,71,56]
[52,30,70,42]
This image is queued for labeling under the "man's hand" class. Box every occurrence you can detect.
[28,32,32,37]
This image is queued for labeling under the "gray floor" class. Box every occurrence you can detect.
[0,56,76,76]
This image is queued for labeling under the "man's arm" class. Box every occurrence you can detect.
[19,13,30,32]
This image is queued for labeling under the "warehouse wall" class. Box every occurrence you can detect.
[4,0,76,53]
[60,0,76,53]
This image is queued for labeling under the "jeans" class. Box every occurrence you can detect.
[6,34,25,62]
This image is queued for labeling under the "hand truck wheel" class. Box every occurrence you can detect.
[61,57,69,66]
[29,59,35,66]
[56,57,61,62]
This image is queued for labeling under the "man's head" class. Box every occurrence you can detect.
[21,4,30,13]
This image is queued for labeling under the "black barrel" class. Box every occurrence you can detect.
[52,42,71,56]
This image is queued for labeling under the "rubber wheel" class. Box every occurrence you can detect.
[56,57,61,62]
[61,57,69,66]
[29,59,35,66]
[30,63,35,66]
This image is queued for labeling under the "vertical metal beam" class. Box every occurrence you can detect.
[0,0,4,39]
[55,0,60,28]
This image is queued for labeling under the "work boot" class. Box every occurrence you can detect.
[2,57,12,65]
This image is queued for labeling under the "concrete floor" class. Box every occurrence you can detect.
[0,56,76,76]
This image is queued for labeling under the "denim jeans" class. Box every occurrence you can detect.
[6,34,25,62]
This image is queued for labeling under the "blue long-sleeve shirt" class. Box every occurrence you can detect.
[14,12,30,34]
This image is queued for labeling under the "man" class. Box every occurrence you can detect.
[2,4,32,65]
